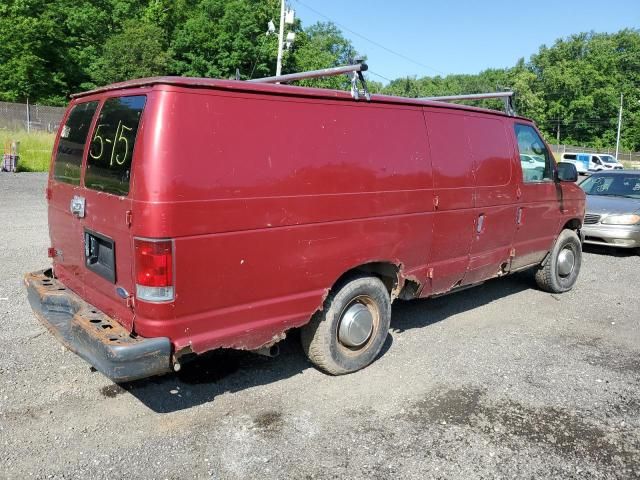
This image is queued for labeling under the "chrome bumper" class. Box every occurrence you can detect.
[582,224,640,248]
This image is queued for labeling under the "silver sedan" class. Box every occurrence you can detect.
[579,171,640,249]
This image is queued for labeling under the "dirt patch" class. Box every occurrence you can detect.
[253,410,283,433]
[100,384,126,398]
[405,387,640,473]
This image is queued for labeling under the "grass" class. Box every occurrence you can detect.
[0,130,55,172]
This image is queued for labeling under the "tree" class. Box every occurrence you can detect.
[90,20,172,85]
[289,22,359,89]
[0,0,111,104]
[171,0,278,79]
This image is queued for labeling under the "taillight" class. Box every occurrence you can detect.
[134,238,174,302]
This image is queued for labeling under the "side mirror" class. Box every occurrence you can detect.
[557,162,578,183]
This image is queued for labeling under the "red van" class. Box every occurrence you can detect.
[25,77,585,381]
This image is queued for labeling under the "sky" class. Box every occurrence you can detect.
[292,0,639,83]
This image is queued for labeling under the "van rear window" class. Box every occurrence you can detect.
[53,101,99,185]
[86,96,146,195]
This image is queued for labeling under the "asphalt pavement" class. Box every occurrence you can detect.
[0,173,638,479]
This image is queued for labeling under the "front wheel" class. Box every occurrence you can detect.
[535,229,582,293]
[300,275,391,375]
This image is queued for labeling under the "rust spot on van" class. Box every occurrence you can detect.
[393,263,422,301]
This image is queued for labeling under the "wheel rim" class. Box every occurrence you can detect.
[557,246,576,277]
[338,296,377,350]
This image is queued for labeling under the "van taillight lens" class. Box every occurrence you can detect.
[134,239,174,302]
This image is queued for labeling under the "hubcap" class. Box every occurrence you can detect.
[338,302,374,348]
[557,247,575,277]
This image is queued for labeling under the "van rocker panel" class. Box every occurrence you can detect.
[24,270,171,382]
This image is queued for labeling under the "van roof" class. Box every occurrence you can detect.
[72,76,533,122]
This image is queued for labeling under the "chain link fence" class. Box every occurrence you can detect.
[0,101,65,133]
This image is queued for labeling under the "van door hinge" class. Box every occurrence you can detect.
[126,295,135,309]
[427,267,434,279]
[125,210,132,226]
[433,196,439,210]
[516,207,523,225]
[510,248,516,258]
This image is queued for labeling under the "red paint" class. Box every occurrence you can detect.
[46,78,585,356]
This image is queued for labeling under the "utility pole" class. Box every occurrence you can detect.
[26,96,30,134]
[275,0,286,77]
[556,117,560,146]
[615,93,623,160]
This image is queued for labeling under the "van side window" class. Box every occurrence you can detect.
[53,101,99,185]
[86,95,146,196]
[514,124,553,183]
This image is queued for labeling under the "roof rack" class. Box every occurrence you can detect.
[250,62,516,115]
[423,91,516,116]
[249,60,371,101]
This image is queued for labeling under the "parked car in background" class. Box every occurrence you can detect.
[561,153,589,175]
[580,171,640,250]
[520,154,546,182]
[562,152,624,174]
[596,154,624,170]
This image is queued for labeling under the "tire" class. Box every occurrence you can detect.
[535,229,582,293]
[300,275,391,375]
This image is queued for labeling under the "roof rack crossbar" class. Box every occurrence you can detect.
[423,91,516,116]
[249,61,371,101]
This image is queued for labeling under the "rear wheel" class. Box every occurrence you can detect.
[301,275,391,375]
[535,229,582,293]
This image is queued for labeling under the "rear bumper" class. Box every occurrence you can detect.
[582,224,640,248]
[24,270,172,382]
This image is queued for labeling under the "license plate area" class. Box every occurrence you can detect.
[84,229,116,283]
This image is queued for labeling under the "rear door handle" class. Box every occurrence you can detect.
[476,214,485,233]
[70,195,85,218]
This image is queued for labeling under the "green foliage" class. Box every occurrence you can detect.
[381,30,640,151]
[171,0,279,79]
[0,0,636,150]
[529,30,640,150]
[289,22,358,89]
[90,20,171,85]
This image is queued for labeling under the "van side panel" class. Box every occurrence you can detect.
[132,88,434,351]
[463,115,519,285]
[422,109,474,294]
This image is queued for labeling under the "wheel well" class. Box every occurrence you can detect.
[332,262,420,301]
[563,218,582,231]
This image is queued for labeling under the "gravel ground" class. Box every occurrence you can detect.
[1,173,639,479]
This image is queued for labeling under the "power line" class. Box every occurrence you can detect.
[293,0,445,76]
[367,70,394,83]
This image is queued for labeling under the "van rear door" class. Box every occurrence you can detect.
[49,101,100,297]
[79,95,147,331]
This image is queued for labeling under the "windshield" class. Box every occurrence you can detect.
[600,155,617,164]
[580,173,640,198]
